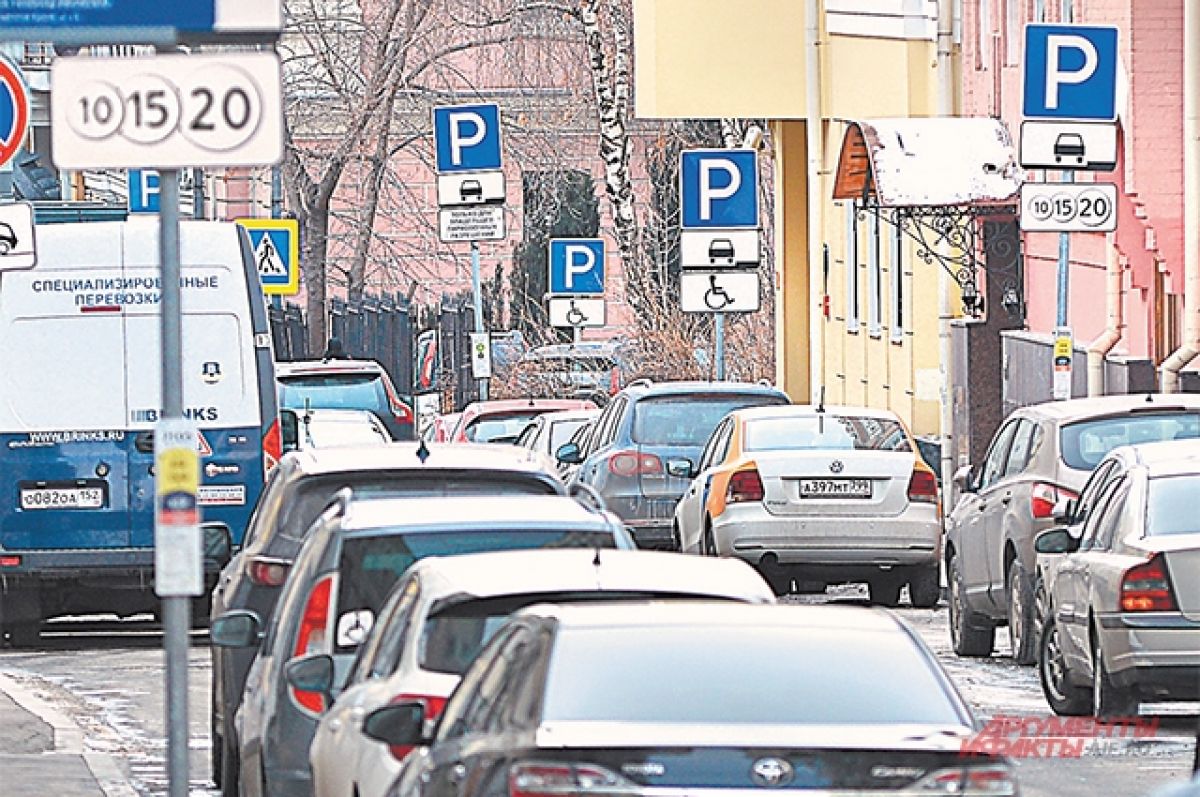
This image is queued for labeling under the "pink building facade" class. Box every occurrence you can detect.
[962,0,1185,366]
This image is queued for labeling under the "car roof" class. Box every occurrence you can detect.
[733,404,902,422]
[625,380,788,399]
[276,359,386,376]
[1014,393,1200,422]
[461,399,596,414]
[409,549,774,604]
[340,494,610,532]
[297,409,385,423]
[536,408,602,423]
[518,601,904,633]
[281,442,558,477]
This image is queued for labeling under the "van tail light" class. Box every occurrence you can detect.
[609,367,621,395]
[392,401,414,426]
[1120,554,1178,612]
[384,693,448,761]
[727,467,764,504]
[246,556,290,588]
[263,416,282,475]
[607,450,662,477]
[911,763,1017,795]
[907,468,939,504]
[509,762,637,797]
[1030,482,1077,519]
[291,574,334,713]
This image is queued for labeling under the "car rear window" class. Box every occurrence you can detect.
[1146,475,1200,537]
[465,412,546,443]
[1059,412,1200,470]
[744,415,911,452]
[333,529,619,651]
[633,394,786,446]
[279,374,388,414]
[543,625,963,726]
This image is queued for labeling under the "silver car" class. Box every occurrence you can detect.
[945,394,1200,665]
[1035,440,1200,717]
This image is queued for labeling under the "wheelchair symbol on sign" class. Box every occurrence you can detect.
[566,300,587,326]
[704,275,734,311]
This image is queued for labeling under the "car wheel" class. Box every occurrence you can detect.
[220,734,240,797]
[760,569,792,597]
[702,521,716,557]
[908,564,941,609]
[4,621,39,649]
[1039,616,1090,716]
[948,555,995,657]
[868,575,903,607]
[211,714,223,787]
[671,523,682,553]
[1092,633,1136,718]
[1007,559,1037,666]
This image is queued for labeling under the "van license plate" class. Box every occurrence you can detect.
[799,478,872,499]
[20,487,105,510]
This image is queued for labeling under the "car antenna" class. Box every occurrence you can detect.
[415,438,431,464]
[592,547,602,567]
[816,386,826,435]
[1146,393,1154,403]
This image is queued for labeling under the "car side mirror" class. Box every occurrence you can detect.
[1034,527,1078,554]
[952,465,975,493]
[284,653,335,698]
[363,702,428,747]
[280,409,300,453]
[1052,497,1077,523]
[556,441,583,465]
[666,458,695,479]
[209,610,264,648]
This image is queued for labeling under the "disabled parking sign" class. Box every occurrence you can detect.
[237,218,299,296]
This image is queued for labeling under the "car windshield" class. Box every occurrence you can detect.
[633,394,785,447]
[1146,475,1200,537]
[334,529,618,651]
[465,411,546,443]
[1060,412,1200,470]
[744,415,911,452]
[279,374,388,413]
[542,625,963,725]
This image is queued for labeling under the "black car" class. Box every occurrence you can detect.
[375,602,1015,797]
[208,443,565,794]
[557,380,790,549]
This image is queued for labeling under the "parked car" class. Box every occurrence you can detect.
[281,408,391,451]
[673,404,941,604]
[1035,440,1200,717]
[513,408,599,466]
[944,393,1200,664]
[277,359,415,441]
[557,380,790,549]
[449,398,596,444]
[376,602,1015,797]
[208,444,566,792]
[211,493,634,797]
[306,548,775,797]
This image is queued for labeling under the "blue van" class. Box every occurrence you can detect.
[0,220,279,645]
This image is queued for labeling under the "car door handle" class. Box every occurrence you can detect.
[1000,494,1012,506]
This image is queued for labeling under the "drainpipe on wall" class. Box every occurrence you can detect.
[1086,234,1123,396]
[806,0,824,402]
[1161,2,1200,392]
[936,0,957,500]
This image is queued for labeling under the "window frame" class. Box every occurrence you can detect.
[890,220,904,343]
[845,203,860,333]
[867,208,882,337]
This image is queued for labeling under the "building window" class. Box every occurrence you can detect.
[1004,0,1020,65]
[846,204,859,333]
[867,210,882,337]
[977,0,992,70]
[1061,0,1073,22]
[891,223,904,343]
[1034,0,1046,21]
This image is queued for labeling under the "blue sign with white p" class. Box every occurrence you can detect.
[1023,24,1119,121]
[548,238,605,296]
[128,169,161,213]
[433,103,502,173]
[680,149,759,230]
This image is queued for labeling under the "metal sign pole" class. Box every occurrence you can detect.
[1055,170,1074,329]
[158,169,191,797]
[471,240,489,400]
[714,313,726,380]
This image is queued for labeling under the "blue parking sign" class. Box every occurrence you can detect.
[548,239,605,296]
[680,149,759,229]
[433,103,502,173]
[1023,24,1118,121]
[128,169,161,213]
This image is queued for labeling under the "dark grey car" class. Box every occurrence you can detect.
[556,380,789,549]
[212,493,633,797]
[208,443,564,794]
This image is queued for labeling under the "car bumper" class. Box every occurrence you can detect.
[1098,612,1200,696]
[712,504,941,568]
[603,495,681,549]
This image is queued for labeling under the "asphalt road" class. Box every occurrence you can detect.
[0,600,1195,797]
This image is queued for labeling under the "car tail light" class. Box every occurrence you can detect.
[727,467,764,504]
[0,555,20,567]
[291,574,334,713]
[385,693,448,761]
[246,556,290,588]
[912,764,1017,795]
[263,416,282,476]
[392,401,414,426]
[1030,482,1077,519]
[609,367,621,396]
[1120,554,1178,612]
[907,468,939,504]
[608,450,662,477]
[509,762,637,797]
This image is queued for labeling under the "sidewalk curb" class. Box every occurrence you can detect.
[0,670,139,797]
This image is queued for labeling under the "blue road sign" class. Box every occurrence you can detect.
[680,149,759,229]
[549,238,605,296]
[1023,24,1118,121]
[0,54,29,169]
[0,1,214,32]
[433,103,502,173]
[237,218,301,296]
[128,170,161,213]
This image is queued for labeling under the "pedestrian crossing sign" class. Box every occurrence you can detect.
[236,218,300,296]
